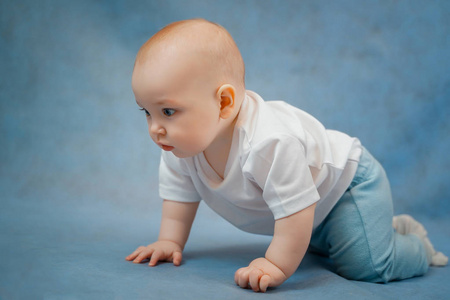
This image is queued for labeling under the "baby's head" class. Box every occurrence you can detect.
[132,19,245,100]
[133,19,244,92]
[132,19,246,158]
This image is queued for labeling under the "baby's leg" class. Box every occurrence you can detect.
[393,214,448,266]
[310,149,431,282]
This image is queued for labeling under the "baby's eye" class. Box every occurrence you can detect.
[139,108,150,117]
[162,108,176,117]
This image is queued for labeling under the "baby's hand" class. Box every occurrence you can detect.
[235,257,287,293]
[125,240,183,266]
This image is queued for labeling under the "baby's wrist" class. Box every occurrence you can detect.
[156,239,184,249]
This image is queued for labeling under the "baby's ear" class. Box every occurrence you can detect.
[216,84,236,119]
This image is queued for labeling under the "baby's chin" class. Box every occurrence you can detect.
[170,149,198,159]
[166,144,210,158]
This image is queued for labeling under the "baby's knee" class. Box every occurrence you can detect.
[333,233,430,283]
[331,244,394,283]
[336,262,391,283]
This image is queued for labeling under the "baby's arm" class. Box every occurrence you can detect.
[235,203,316,292]
[126,199,199,266]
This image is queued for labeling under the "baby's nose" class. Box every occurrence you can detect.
[149,121,166,136]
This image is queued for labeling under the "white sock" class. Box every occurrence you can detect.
[393,214,448,267]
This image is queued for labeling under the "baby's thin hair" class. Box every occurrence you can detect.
[137,19,245,92]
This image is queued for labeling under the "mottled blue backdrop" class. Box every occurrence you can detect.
[1,1,449,299]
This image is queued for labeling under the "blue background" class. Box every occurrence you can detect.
[1,0,449,299]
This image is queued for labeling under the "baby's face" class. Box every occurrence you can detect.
[132,48,224,158]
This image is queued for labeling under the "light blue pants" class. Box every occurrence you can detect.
[310,147,429,282]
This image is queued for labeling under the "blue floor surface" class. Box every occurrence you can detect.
[1,195,449,299]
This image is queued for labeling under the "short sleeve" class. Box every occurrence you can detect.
[159,152,202,203]
[243,135,320,220]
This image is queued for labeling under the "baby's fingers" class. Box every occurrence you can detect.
[133,247,155,263]
[235,267,251,289]
[148,249,163,266]
[125,253,137,261]
[125,246,146,261]
[249,269,264,292]
[172,251,183,266]
[259,275,271,293]
[148,249,182,266]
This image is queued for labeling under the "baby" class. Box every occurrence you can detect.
[126,19,447,292]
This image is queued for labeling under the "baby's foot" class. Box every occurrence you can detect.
[393,214,448,266]
[421,236,449,266]
[393,214,427,238]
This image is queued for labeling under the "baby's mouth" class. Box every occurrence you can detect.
[160,144,174,151]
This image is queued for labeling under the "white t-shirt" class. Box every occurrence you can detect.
[159,90,362,235]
